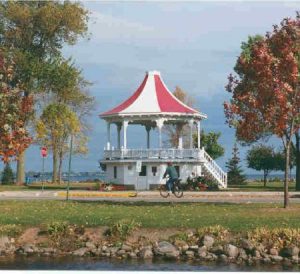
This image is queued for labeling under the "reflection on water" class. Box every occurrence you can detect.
[0,256,299,271]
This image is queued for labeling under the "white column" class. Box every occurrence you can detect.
[178,136,183,149]
[197,121,201,149]
[106,122,111,150]
[123,120,128,149]
[117,124,122,149]
[156,119,164,148]
[146,126,151,149]
[188,120,194,149]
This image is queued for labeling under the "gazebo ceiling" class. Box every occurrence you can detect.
[100,71,207,122]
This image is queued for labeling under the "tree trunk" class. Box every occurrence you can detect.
[284,141,291,208]
[58,151,63,184]
[263,170,267,187]
[295,132,300,191]
[52,150,58,183]
[16,150,25,184]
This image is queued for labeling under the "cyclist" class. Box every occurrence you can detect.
[163,162,178,194]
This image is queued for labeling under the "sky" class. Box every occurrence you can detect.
[4,1,300,174]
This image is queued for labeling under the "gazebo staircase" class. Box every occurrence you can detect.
[202,150,227,189]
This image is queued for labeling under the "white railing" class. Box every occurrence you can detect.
[103,148,204,160]
[202,150,227,188]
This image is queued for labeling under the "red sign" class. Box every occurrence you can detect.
[41,147,48,158]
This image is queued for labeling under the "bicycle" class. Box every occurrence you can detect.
[159,178,183,198]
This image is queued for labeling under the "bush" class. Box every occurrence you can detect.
[196,225,229,243]
[247,227,300,249]
[1,164,14,185]
[0,224,22,237]
[105,219,141,241]
[45,221,85,250]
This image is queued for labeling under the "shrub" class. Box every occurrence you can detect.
[45,221,85,250]
[105,219,141,241]
[247,227,300,249]
[196,225,229,243]
[1,164,14,185]
[0,224,22,237]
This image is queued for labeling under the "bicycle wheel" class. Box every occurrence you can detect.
[159,184,170,198]
[173,182,183,198]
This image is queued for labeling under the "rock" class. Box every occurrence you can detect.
[86,242,96,250]
[121,244,132,252]
[198,246,207,258]
[219,254,228,263]
[154,241,179,258]
[240,239,253,251]
[201,235,214,248]
[210,245,223,255]
[43,247,56,254]
[283,257,292,266]
[263,257,271,264]
[238,248,248,260]
[254,250,261,259]
[224,244,239,258]
[129,252,137,259]
[23,244,34,254]
[110,247,120,255]
[189,245,199,251]
[181,244,189,252]
[73,247,88,257]
[139,247,153,259]
[185,250,194,258]
[117,249,126,256]
[102,246,108,252]
[0,236,10,248]
[280,246,300,258]
[270,255,283,262]
[291,256,299,264]
[269,248,278,256]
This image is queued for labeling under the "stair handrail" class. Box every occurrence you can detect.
[202,148,227,187]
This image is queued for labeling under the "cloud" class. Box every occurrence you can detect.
[89,11,158,44]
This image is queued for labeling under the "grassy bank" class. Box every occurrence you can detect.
[0,201,299,231]
[228,181,296,192]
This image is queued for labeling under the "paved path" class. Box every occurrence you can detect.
[0,190,300,204]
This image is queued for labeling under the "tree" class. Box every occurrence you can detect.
[226,143,246,185]
[0,1,89,183]
[1,163,14,185]
[246,145,283,187]
[164,86,195,147]
[36,104,80,183]
[193,130,225,159]
[224,15,300,207]
[0,52,32,163]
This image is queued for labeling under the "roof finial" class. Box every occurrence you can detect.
[147,70,161,76]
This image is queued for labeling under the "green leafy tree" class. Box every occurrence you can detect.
[246,145,284,187]
[226,143,246,185]
[36,104,80,183]
[193,130,225,159]
[1,163,14,185]
[0,1,89,183]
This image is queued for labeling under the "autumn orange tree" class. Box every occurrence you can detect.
[224,15,300,208]
[0,52,32,163]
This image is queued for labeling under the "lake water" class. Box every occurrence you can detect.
[0,256,299,271]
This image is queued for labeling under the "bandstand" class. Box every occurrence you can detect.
[99,71,227,190]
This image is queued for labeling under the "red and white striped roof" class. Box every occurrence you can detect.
[100,71,206,119]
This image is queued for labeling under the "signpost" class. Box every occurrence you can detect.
[40,147,48,192]
[66,135,73,201]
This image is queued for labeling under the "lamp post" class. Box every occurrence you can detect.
[66,135,73,201]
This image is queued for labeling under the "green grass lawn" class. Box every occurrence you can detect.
[227,181,296,192]
[0,200,299,231]
[0,182,98,191]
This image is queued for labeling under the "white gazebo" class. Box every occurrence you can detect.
[99,71,227,190]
